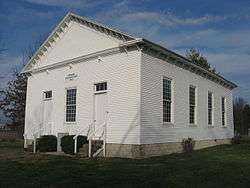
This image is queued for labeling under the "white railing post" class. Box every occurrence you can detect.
[89,139,92,157]
[73,124,92,155]
[33,135,36,153]
[23,134,28,149]
[103,111,108,157]
[74,137,77,154]
[103,124,106,157]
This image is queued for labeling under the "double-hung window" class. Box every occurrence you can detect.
[208,92,213,125]
[221,97,226,126]
[189,86,196,124]
[66,88,77,122]
[163,78,172,123]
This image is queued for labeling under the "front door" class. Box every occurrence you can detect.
[94,92,107,136]
[43,99,53,135]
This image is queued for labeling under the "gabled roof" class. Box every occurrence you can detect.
[22,12,237,89]
[22,12,135,72]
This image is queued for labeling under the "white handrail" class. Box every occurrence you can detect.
[88,122,107,157]
[23,126,41,150]
[32,125,44,153]
[23,129,33,149]
[73,123,92,154]
[88,122,106,140]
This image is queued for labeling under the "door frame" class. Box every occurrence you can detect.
[92,81,109,128]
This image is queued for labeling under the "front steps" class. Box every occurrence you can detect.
[78,140,104,157]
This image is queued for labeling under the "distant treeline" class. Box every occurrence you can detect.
[234,97,250,135]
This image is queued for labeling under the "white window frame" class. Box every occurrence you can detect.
[43,90,52,100]
[94,81,108,94]
[189,85,197,126]
[162,77,173,125]
[208,91,213,126]
[65,87,77,123]
[221,96,226,127]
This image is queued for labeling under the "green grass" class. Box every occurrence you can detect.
[0,141,250,188]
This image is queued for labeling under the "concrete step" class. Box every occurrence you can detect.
[93,147,103,157]
[78,144,88,157]
[78,140,104,157]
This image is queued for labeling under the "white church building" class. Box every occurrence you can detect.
[22,13,237,158]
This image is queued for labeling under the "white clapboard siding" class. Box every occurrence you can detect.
[34,21,123,69]
[25,50,141,144]
[140,52,234,144]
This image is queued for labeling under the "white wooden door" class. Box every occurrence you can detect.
[43,100,53,135]
[94,93,107,136]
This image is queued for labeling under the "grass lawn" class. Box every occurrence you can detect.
[0,141,250,187]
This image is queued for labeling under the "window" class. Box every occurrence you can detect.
[189,86,196,124]
[95,82,107,92]
[221,97,226,126]
[163,78,172,123]
[208,92,213,125]
[44,91,52,100]
[66,88,77,122]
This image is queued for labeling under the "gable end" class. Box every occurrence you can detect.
[22,12,135,73]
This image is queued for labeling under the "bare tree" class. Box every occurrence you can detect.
[233,97,250,135]
[0,36,45,133]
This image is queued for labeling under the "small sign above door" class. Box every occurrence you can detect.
[65,73,78,81]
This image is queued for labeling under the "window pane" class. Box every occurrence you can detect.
[189,106,195,124]
[95,82,107,92]
[222,97,225,126]
[222,112,225,126]
[163,79,172,123]
[66,89,77,122]
[208,92,213,125]
[189,86,196,124]
[208,92,212,109]
[163,79,171,100]
[189,87,195,105]
[208,109,212,125]
[163,101,171,122]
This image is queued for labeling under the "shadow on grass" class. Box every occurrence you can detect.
[1,141,250,187]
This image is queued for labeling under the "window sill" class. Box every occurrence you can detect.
[64,122,77,125]
[163,122,174,127]
[208,125,214,128]
[189,124,197,127]
[94,90,107,94]
[43,98,52,101]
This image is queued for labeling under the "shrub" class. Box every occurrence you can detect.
[182,137,195,153]
[37,135,57,152]
[9,138,16,143]
[232,135,250,144]
[240,136,250,144]
[231,134,242,144]
[61,135,88,155]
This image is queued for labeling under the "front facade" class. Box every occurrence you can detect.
[23,13,236,158]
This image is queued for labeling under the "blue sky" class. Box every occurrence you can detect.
[0,0,250,102]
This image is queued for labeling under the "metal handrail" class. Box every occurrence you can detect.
[23,129,33,149]
[73,123,93,154]
[88,122,106,140]
[88,122,107,157]
[32,125,44,153]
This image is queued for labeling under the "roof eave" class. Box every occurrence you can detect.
[140,38,237,90]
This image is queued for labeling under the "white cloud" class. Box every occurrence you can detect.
[204,53,250,74]
[23,0,103,8]
[120,12,225,27]
[162,29,250,52]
